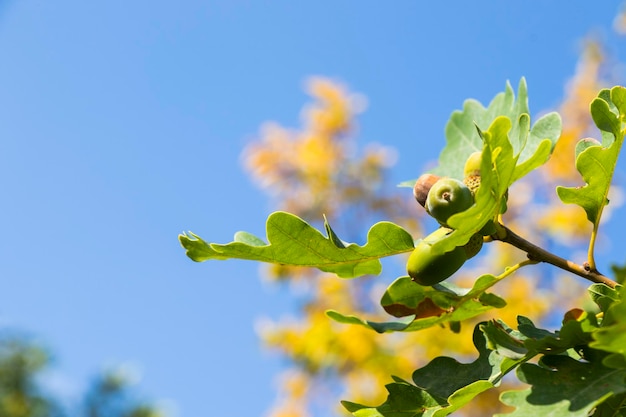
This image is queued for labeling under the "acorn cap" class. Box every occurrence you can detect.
[463,174,481,196]
[413,173,441,208]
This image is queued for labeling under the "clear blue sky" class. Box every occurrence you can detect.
[0,1,624,416]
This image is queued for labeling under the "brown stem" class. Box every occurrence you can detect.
[495,224,618,289]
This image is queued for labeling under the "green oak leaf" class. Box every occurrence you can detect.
[588,283,623,314]
[513,111,562,180]
[557,86,626,226]
[517,314,598,355]
[591,392,626,416]
[380,277,458,318]
[325,310,416,334]
[341,381,444,417]
[179,211,414,279]
[399,78,561,187]
[480,320,529,360]
[327,275,505,333]
[433,78,528,180]
[343,325,524,417]
[611,263,626,284]
[497,355,626,417]
[590,285,626,368]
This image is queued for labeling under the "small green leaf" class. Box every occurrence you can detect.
[590,95,620,140]
[380,277,455,318]
[497,356,626,417]
[588,283,622,314]
[233,231,265,246]
[180,212,415,278]
[511,111,562,183]
[511,139,553,183]
[575,137,602,159]
[480,320,528,360]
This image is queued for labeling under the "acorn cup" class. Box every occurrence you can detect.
[413,173,441,209]
[463,151,483,196]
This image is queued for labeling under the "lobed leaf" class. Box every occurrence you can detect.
[432,78,528,180]
[518,313,598,355]
[327,275,505,333]
[179,211,414,279]
[588,283,623,314]
[557,86,626,226]
[480,320,529,360]
[400,78,561,186]
[497,355,626,417]
[342,325,524,417]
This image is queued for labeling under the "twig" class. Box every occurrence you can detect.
[495,224,618,289]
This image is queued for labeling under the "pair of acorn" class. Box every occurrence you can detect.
[407,152,484,286]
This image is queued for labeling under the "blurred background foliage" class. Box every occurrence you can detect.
[0,334,164,417]
[242,16,626,417]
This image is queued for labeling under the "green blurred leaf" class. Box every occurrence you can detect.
[557,86,626,226]
[611,263,626,285]
[588,283,622,314]
[497,355,626,417]
[590,285,626,368]
[180,211,415,278]
[591,392,626,416]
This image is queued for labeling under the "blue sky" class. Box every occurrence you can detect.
[0,1,624,416]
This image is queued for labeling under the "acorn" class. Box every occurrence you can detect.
[407,227,467,286]
[463,233,484,259]
[426,177,474,227]
[463,151,483,196]
[413,173,441,209]
[464,151,483,177]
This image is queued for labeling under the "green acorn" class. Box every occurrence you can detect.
[426,177,474,227]
[463,233,484,259]
[407,228,467,286]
